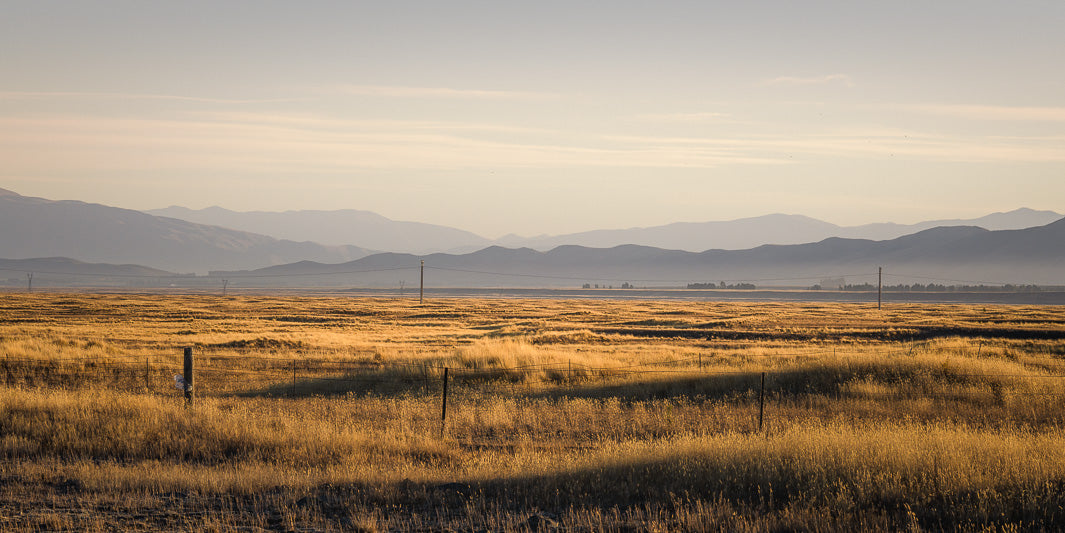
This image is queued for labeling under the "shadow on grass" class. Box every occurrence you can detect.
[235,365,443,398]
[593,325,1065,343]
[232,357,1015,406]
[269,450,1065,531]
[24,448,1065,531]
[232,366,770,403]
[232,367,856,405]
[512,365,882,403]
[516,371,766,402]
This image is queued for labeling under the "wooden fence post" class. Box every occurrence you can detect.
[440,367,449,436]
[758,371,766,432]
[183,347,193,406]
[145,356,150,391]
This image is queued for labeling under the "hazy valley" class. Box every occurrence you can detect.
[0,188,1061,292]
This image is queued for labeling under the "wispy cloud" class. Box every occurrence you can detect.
[3,106,1062,182]
[323,84,559,101]
[906,104,1065,122]
[633,112,730,122]
[183,111,559,135]
[606,129,1065,164]
[0,112,781,175]
[765,74,854,87]
[0,91,305,104]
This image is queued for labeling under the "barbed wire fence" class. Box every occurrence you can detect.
[2,262,1064,437]
[1,263,1062,294]
[5,342,1065,437]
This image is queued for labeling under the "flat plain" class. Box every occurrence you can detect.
[2,291,1065,531]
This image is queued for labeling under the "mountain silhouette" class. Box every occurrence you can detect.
[148,203,1062,254]
[146,205,492,254]
[0,188,373,273]
[212,218,1065,287]
[4,187,1062,285]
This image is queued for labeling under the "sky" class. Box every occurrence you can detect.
[2,1,1063,238]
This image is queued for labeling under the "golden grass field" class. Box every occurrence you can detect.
[2,291,1065,531]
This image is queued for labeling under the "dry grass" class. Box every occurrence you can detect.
[1,292,1065,530]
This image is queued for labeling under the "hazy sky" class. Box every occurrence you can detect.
[2,1,1063,237]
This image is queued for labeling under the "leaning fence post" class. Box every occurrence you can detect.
[183,347,193,406]
[758,371,766,432]
[440,367,449,436]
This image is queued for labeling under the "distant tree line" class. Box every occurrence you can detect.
[687,282,757,290]
[581,282,634,289]
[810,283,1049,292]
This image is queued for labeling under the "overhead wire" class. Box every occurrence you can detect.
[3,260,1058,289]
[0,265,418,279]
[882,272,1026,287]
[425,265,877,284]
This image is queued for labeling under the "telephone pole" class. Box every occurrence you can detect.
[222,279,229,297]
[420,260,424,304]
[878,267,882,310]
[26,273,32,292]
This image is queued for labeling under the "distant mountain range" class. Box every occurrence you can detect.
[0,257,174,278]
[0,188,373,273]
[146,205,491,254]
[493,209,1065,252]
[147,204,1062,254]
[210,220,1065,288]
[1,187,1062,287]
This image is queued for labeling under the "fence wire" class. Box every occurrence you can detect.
[6,350,1065,401]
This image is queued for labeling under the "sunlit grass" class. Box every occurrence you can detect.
[2,292,1065,530]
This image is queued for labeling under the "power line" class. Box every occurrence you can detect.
[208,266,417,279]
[0,267,178,279]
[882,272,1022,287]
[0,265,417,280]
[0,262,1056,288]
[426,266,874,284]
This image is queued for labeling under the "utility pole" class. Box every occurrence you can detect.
[26,272,32,292]
[878,267,882,310]
[183,347,194,406]
[222,279,229,297]
[420,260,424,305]
[440,367,449,436]
[758,372,766,432]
